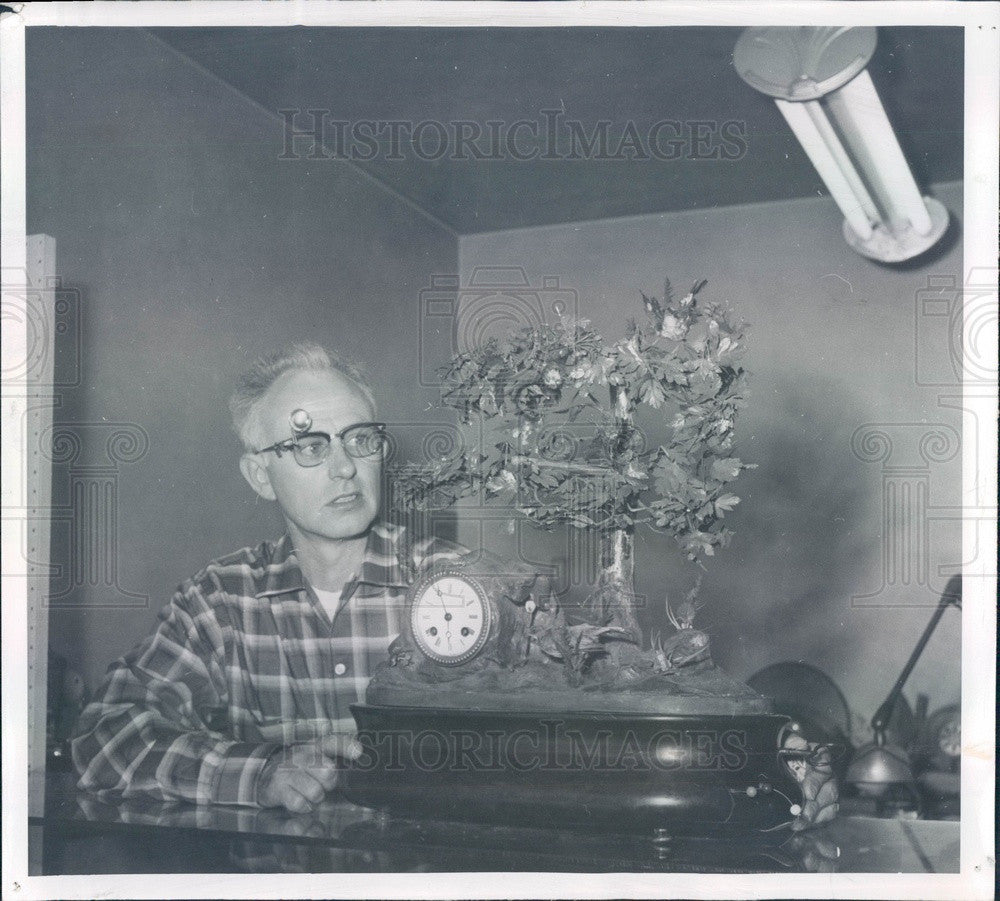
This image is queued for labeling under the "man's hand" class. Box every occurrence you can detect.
[257,734,362,813]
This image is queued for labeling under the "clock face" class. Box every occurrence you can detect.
[937,717,961,757]
[409,571,493,665]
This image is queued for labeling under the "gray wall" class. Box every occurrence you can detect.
[28,26,964,734]
[459,184,964,732]
[27,29,457,690]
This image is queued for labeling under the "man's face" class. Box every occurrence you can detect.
[242,369,382,543]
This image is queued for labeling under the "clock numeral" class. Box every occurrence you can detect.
[411,573,492,664]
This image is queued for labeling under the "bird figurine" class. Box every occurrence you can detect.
[651,628,711,674]
[665,575,703,631]
[641,292,665,331]
[681,278,708,307]
[533,614,631,680]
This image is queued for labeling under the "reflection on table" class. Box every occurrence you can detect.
[32,771,959,875]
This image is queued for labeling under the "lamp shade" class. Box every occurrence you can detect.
[845,739,914,796]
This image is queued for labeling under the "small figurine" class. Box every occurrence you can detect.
[534,620,632,684]
[641,291,666,331]
[647,578,710,673]
[528,589,632,683]
[386,636,413,668]
[651,628,711,674]
[781,731,840,831]
[506,582,541,667]
[564,623,632,674]
[665,575,703,632]
[526,593,567,660]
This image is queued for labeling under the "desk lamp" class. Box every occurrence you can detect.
[845,574,962,797]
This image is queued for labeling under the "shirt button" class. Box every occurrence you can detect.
[334,663,347,676]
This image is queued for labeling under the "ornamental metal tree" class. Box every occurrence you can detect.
[394,278,753,656]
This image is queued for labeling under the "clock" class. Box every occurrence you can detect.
[408,569,494,666]
[920,703,960,772]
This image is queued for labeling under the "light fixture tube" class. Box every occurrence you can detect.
[734,27,949,262]
[775,98,876,241]
[825,70,934,236]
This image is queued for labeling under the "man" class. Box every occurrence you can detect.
[72,343,464,813]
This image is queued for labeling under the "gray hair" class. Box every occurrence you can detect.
[229,342,377,451]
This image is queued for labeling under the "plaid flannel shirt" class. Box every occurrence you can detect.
[72,521,464,807]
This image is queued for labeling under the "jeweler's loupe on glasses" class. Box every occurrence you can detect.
[255,409,387,467]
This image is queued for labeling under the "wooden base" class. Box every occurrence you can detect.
[345,704,802,834]
[366,685,773,715]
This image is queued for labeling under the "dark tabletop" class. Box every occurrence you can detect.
[31,770,959,875]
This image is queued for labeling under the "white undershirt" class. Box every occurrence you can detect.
[312,586,344,621]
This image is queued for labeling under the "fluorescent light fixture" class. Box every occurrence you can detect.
[734,27,949,263]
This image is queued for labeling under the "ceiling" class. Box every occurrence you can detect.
[152,26,964,235]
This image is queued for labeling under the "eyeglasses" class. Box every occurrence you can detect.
[255,421,387,467]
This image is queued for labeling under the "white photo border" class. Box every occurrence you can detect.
[2,2,996,899]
